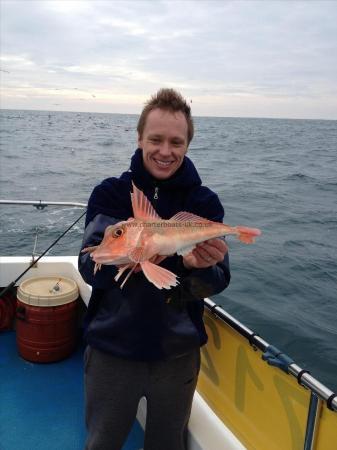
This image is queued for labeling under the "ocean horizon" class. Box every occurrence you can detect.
[1,107,336,122]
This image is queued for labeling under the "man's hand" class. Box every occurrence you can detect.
[182,238,228,270]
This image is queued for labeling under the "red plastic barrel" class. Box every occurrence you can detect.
[16,276,79,363]
[0,291,16,331]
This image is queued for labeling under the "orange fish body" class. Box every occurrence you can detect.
[82,183,261,289]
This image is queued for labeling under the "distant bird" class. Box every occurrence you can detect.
[72,87,96,98]
[52,86,96,99]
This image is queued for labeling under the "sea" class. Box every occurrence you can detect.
[0,109,336,392]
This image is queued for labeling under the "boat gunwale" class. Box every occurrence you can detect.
[204,297,337,412]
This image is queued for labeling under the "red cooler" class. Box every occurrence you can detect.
[16,276,79,363]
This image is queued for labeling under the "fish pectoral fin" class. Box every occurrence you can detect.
[169,211,211,223]
[129,246,145,263]
[94,263,102,275]
[140,261,179,290]
[177,244,196,256]
[114,263,139,288]
[120,264,138,289]
[131,182,162,221]
[114,263,133,282]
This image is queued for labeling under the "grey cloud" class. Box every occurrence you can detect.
[1,0,337,118]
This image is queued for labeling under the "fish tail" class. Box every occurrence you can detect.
[236,226,262,244]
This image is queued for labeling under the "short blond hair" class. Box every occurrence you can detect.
[137,88,194,144]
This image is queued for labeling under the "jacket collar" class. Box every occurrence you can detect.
[124,148,202,191]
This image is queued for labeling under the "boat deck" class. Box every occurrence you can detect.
[0,331,144,450]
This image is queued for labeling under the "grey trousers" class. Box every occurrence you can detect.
[84,346,200,450]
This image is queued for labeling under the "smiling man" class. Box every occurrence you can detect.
[138,106,190,180]
[79,89,230,450]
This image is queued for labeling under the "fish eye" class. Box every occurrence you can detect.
[112,227,124,238]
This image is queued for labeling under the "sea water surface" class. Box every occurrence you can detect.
[0,110,336,392]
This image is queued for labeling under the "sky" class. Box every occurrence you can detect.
[1,0,337,119]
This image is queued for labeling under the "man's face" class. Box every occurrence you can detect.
[138,108,189,180]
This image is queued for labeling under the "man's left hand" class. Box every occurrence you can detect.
[182,238,228,270]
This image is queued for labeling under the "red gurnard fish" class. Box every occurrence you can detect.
[82,183,261,290]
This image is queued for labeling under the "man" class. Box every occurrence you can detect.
[79,88,230,450]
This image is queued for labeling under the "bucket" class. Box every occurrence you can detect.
[16,276,79,363]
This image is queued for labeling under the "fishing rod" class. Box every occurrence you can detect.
[0,209,87,299]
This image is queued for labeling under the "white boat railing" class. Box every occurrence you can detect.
[0,200,87,209]
[0,200,87,298]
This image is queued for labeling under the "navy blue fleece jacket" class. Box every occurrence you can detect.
[79,148,230,360]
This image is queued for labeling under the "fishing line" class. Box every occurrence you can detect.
[0,209,87,299]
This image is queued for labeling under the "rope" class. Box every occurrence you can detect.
[262,345,295,373]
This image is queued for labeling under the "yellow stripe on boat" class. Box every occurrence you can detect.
[198,309,337,450]
[315,407,337,450]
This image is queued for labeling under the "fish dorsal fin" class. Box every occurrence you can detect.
[170,211,211,223]
[131,182,161,221]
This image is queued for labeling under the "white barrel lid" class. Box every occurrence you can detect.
[17,276,79,307]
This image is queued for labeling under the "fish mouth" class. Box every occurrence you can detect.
[91,252,129,265]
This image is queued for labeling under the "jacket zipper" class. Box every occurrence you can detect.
[153,186,159,200]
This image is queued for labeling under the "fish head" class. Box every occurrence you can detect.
[90,219,142,265]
